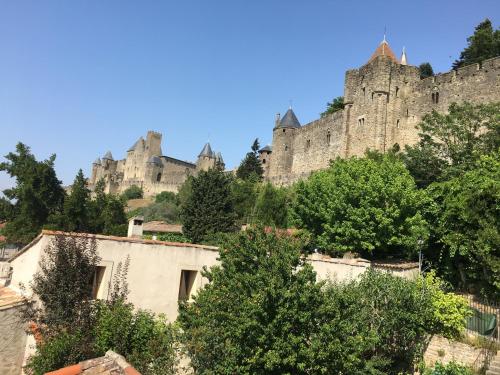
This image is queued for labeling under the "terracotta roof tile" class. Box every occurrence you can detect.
[0,286,25,309]
[143,221,183,233]
[368,40,398,64]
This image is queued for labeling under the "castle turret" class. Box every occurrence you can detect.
[258,145,272,179]
[90,158,101,184]
[196,142,216,171]
[268,107,300,182]
[145,131,162,159]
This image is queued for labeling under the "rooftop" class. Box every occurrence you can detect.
[0,286,25,310]
[143,221,183,233]
[368,37,398,64]
[276,108,301,129]
[198,142,214,157]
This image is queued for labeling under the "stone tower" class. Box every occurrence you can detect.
[268,108,301,181]
[196,142,217,171]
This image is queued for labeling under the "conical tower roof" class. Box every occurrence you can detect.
[127,137,144,152]
[198,142,214,157]
[400,47,408,65]
[368,37,398,64]
[93,158,101,165]
[102,151,114,160]
[276,108,301,129]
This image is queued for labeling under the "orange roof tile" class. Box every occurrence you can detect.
[0,286,25,309]
[368,40,398,64]
[143,221,183,233]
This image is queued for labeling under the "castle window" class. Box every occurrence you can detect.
[285,145,288,151]
[406,109,409,117]
[283,129,286,133]
[362,87,366,97]
[178,270,197,302]
[326,131,331,145]
[395,87,399,97]
[156,172,162,182]
[305,139,311,150]
[435,92,439,103]
[362,118,365,126]
[397,119,400,129]
[262,159,266,164]
[371,92,374,101]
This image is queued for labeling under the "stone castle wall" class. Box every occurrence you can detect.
[88,131,218,197]
[266,54,500,184]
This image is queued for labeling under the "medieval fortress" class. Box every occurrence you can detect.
[259,39,500,185]
[89,131,223,196]
[90,39,500,194]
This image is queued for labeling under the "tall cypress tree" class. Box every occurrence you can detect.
[181,166,236,243]
[236,139,264,181]
[63,169,91,232]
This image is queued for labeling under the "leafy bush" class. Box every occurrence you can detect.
[155,191,177,204]
[93,300,178,375]
[25,331,91,375]
[422,361,472,375]
[122,185,144,200]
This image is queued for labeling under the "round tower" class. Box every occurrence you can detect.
[268,108,300,182]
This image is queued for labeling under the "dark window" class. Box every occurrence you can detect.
[397,119,400,129]
[178,270,197,301]
[435,92,439,103]
[395,87,399,97]
[262,159,266,164]
[285,145,288,151]
[282,129,286,133]
[305,139,311,150]
[133,219,143,226]
[156,173,162,182]
[432,92,439,104]
[327,131,331,145]
[362,87,366,97]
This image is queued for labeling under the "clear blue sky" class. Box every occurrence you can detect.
[0,0,498,191]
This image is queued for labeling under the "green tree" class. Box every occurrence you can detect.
[122,185,144,200]
[0,197,13,221]
[320,96,344,117]
[88,178,107,233]
[0,143,65,245]
[402,102,500,187]
[181,166,236,243]
[292,154,429,258]
[253,183,289,227]
[154,191,177,204]
[62,170,91,232]
[419,62,434,79]
[427,153,500,297]
[27,234,100,333]
[236,139,264,181]
[101,195,128,236]
[178,228,468,374]
[453,19,500,69]
[178,228,325,375]
[230,176,259,225]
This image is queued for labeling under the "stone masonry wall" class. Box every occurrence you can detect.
[0,304,27,375]
[424,335,482,369]
[266,55,500,186]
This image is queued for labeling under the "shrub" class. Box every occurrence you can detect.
[422,361,472,375]
[122,185,144,200]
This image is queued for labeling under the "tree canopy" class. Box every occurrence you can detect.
[453,19,500,69]
[121,185,144,200]
[0,143,65,245]
[236,138,264,181]
[181,166,236,243]
[320,96,344,117]
[178,228,469,375]
[292,154,429,258]
[402,102,500,187]
[419,62,434,79]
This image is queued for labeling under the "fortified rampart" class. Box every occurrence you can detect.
[89,131,224,197]
[260,39,500,186]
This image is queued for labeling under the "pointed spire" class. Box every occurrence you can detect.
[368,36,398,64]
[198,142,214,158]
[102,151,114,160]
[400,46,408,65]
[276,108,301,129]
[127,137,144,152]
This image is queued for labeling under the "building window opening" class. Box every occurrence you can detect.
[285,145,288,151]
[90,266,106,299]
[406,109,409,117]
[397,119,400,129]
[305,139,311,150]
[282,129,286,133]
[362,87,366,97]
[435,92,439,103]
[395,87,399,97]
[178,270,197,301]
[262,159,266,164]
[156,172,162,182]
[432,92,440,104]
[326,131,331,145]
